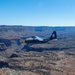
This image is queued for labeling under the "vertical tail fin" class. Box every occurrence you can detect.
[50,31,57,40]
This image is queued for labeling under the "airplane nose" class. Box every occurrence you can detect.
[22,40,26,43]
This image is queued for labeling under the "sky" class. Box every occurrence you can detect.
[0,0,75,26]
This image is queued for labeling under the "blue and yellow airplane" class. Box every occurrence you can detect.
[22,31,57,43]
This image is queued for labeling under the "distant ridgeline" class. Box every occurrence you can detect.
[0,25,75,38]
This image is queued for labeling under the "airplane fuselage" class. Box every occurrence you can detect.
[22,31,57,44]
[22,39,48,43]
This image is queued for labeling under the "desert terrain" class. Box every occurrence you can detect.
[0,26,75,75]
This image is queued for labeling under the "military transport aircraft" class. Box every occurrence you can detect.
[22,31,57,44]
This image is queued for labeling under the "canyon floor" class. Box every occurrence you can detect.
[0,50,75,75]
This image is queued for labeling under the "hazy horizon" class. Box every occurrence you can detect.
[0,25,75,27]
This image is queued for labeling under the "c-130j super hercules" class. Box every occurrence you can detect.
[22,31,57,44]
